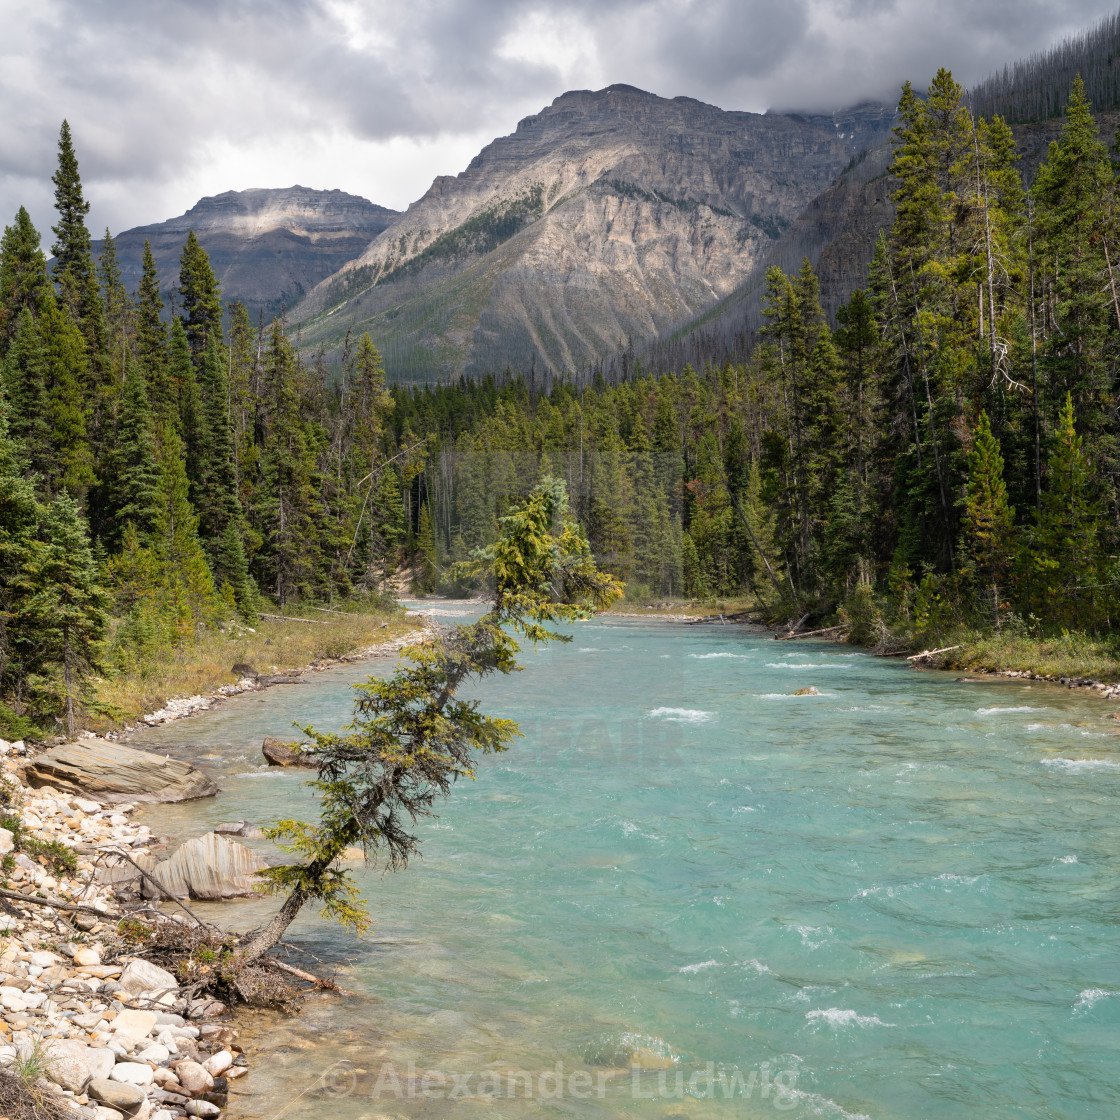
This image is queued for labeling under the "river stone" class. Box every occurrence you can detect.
[73,947,101,966]
[110,1061,155,1087]
[145,833,267,901]
[174,1060,214,1095]
[45,1039,115,1091]
[214,820,264,839]
[0,828,12,855]
[25,739,219,803]
[118,958,178,995]
[110,1008,158,1046]
[261,737,318,768]
[185,1102,221,1118]
[202,1049,233,1076]
[88,1078,147,1108]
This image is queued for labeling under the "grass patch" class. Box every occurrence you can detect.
[937,629,1120,681]
[86,600,423,733]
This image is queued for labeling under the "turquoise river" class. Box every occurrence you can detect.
[127,604,1120,1119]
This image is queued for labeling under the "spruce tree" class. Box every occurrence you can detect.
[0,207,51,351]
[50,121,105,360]
[152,423,221,643]
[963,411,1014,629]
[101,355,160,549]
[215,521,257,622]
[2,309,51,477]
[1034,394,1101,628]
[195,331,239,553]
[135,240,174,420]
[22,492,109,736]
[37,291,93,498]
[178,232,223,357]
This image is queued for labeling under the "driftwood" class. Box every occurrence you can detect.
[775,624,848,641]
[0,886,124,921]
[267,958,350,994]
[906,645,962,661]
[257,613,330,625]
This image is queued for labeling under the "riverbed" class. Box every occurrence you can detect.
[127,604,1120,1119]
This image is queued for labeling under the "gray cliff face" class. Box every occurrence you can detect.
[292,86,895,380]
[94,186,398,319]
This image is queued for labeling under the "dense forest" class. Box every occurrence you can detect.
[3,65,1120,735]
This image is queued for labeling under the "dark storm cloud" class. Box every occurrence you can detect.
[1,0,1117,239]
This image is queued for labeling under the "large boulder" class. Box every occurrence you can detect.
[45,1039,115,1092]
[261,737,318,768]
[119,958,179,996]
[144,833,268,901]
[25,739,218,803]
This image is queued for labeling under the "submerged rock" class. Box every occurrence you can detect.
[26,739,219,803]
[792,686,821,696]
[261,737,318,769]
[214,820,265,839]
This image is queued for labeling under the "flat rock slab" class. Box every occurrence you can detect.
[25,739,219,803]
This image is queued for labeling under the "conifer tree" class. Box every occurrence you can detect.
[178,232,223,357]
[21,492,109,736]
[215,521,257,622]
[194,332,239,554]
[97,229,128,374]
[0,382,44,702]
[0,207,51,351]
[963,411,1014,628]
[36,292,93,498]
[50,121,105,360]
[1032,77,1117,467]
[1033,394,1101,628]
[100,355,160,549]
[151,423,221,643]
[2,309,51,477]
[135,240,174,420]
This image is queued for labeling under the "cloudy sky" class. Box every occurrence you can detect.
[1,0,1117,239]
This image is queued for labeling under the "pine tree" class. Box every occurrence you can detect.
[195,332,239,554]
[1032,77,1117,468]
[135,240,174,420]
[178,232,223,357]
[963,411,1015,628]
[97,229,128,374]
[37,291,93,498]
[100,355,160,549]
[21,492,109,736]
[2,309,51,477]
[151,423,221,644]
[215,521,257,622]
[50,121,105,361]
[0,207,51,351]
[1033,393,1101,628]
[0,381,44,703]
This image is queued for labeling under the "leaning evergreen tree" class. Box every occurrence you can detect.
[237,479,620,964]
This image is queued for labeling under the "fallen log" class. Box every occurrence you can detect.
[906,645,962,661]
[258,613,330,625]
[775,624,848,641]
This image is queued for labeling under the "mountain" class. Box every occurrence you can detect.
[95,186,398,320]
[290,86,894,380]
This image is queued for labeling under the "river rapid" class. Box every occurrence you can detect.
[127,604,1120,1119]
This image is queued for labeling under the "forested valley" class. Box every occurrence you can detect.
[3,66,1120,738]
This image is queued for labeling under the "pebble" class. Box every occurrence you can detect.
[0,751,248,1118]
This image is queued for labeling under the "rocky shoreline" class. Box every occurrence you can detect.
[0,743,242,1120]
[0,619,440,1118]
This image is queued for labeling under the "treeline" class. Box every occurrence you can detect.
[0,123,414,735]
[393,70,1120,643]
[972,11,1120,123]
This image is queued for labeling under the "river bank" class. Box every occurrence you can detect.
[84,606,422,738]
[0,738,247,1120]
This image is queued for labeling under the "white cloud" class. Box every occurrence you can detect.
[1,0,1117,243]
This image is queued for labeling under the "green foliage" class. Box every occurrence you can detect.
[248,481,620,955]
